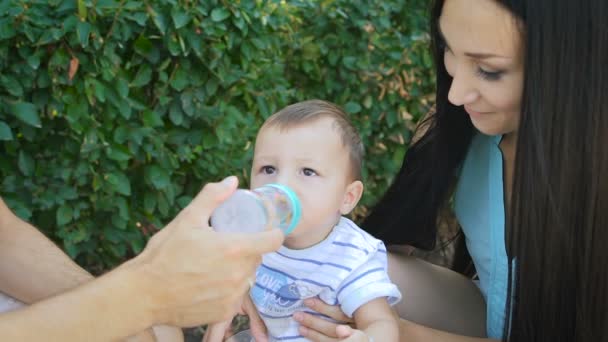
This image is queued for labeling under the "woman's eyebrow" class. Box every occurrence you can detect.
[438,21,509,60]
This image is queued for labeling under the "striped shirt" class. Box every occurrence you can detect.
[250,217,402,341]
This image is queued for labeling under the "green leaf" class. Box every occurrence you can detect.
[27,54,41,70]
[76,21,91,47]
[344,101,362,114]
[112,215,128,230]
[128,35,155,58]
[205,78,219,97]
[77,0,87,20]
[129,236,144,254]
[117,98,132,119]
[64,243,79,259]
[177,196,192,209]
[363,95,373,109]
[92,79,106,102]
[107,172,131,196]
[116,77,129,98]
[167,34,181,56]
[106,145,132,161]
[169,102,184,125]
[131,64,152,87]
[128,12,148,26]
[256,96,270,118]
[57,205,73,226]
[0,122,13,141]
[170,68,188,91]
[142,110,163,127]
[157,192,169,216]
[171,8,191,29]
[144,194,156,213]
[151,11,167,34]
[211,8,230,22]
[115,196,129,220]
[180,91,194,116]
[18,151,35,176]
[146,165,170,189]
[104,227,125,243]
[11,102,41,128]
[1,75,23,97]
[134,35,153,55]
[0,18,16,39]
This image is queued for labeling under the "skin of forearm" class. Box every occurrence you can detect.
[363,317,399,341]
[354,298,399,341]
[398,318,499,342]
[0,201,179,341]
[0,203,93,303]
[0,259,154,341]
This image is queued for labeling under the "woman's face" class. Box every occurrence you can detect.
[440,0,524,136]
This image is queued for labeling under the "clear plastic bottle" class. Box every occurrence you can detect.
[210,183,301,235]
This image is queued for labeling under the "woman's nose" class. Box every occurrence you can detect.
[447,69,480,106]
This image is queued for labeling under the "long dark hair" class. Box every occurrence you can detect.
[363,0,608,341]
[360,0,474,250]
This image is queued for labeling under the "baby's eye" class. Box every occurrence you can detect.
[302,168,317,177]
[261,166,276,175]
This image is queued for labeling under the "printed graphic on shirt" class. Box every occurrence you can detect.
[251,266,323,336]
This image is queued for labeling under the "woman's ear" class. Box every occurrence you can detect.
[340,180,364,215]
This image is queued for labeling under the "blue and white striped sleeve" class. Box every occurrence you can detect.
[336,247,402,317]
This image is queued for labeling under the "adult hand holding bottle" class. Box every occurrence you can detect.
[0,176,284,341]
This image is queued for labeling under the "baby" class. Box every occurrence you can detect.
[205,100,401,342]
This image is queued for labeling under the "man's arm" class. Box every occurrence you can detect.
[0,177,285,340]
[0,259,154,341]
[0,198,93,303]
[0,198,185,341]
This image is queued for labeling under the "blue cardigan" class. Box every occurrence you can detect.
[454,133,509,339]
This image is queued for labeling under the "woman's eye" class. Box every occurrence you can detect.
[261,166,276,174]
[302,168,317,176]
[476,67,504,81]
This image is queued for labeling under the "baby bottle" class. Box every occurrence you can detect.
[210,183,301,235]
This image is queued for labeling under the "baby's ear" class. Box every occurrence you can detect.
[340,180,364,215]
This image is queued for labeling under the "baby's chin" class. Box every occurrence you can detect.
[283,224,335,250]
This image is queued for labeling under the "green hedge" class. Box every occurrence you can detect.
[0,0,434,272]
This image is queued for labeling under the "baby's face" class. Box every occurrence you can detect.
[251,117,353,249]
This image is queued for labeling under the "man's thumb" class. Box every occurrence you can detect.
[190,176,239,222]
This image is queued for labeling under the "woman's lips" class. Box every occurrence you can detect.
[464,106,490,117]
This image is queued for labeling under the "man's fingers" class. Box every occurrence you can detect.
[187,176,239,224]
[228,229,284,256]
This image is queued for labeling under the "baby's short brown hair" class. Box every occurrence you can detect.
[262,100,364,181]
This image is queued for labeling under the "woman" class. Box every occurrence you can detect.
[293,0,608,341]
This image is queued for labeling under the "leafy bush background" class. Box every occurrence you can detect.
[0,0,433,273]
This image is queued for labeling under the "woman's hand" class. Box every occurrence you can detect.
[335,326,372,342]
[294,298,355,341]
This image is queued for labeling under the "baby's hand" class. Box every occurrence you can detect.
[336,325,372,342]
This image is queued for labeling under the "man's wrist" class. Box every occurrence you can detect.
[113,258,160,329]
